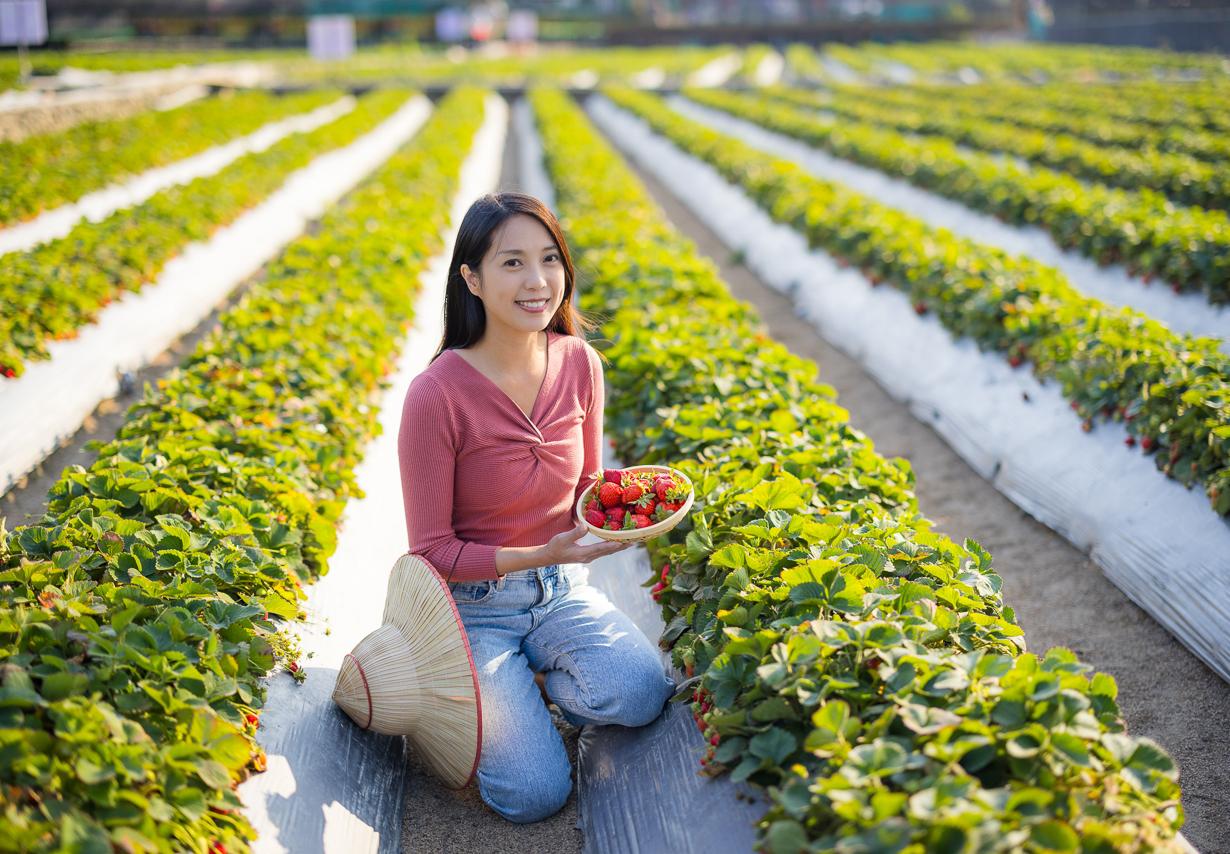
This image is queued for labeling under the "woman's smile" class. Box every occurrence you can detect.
[516,298,551,313]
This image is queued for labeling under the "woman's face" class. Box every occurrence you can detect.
[461,213,566,337]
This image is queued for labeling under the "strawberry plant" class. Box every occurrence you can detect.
[0,89,338,228]
[0,86,490,852]
[683,87,1230,303]
[810,83,1230,164]
[531,85,1184,852]
[765,86,1230,210]
[0,89,411,379]
[606,86,1230,518]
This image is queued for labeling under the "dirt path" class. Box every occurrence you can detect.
[396,99,586,854]
[609,130,1230,854]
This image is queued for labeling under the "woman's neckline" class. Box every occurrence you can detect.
[445,330,557,432]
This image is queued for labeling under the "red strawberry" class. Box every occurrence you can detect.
[607,507,626,525]
[603,468,624,484]
[598,482,623,508]
[631,514,652,529]
[660,563,671,581]
[709,734,720,746]
[622,483,643,504]
[585,499,602,515]
[654,478,675,501]
[1125,436,1136,447]
[288,662,299,673]
[584,509,607,527]
[1008,354,1023,368]
[245,713,259,727]
[637,496,657,515]
[1141,436,1157,452]
[913,301,927,315]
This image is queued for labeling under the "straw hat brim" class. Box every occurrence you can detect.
[332,553,482,790]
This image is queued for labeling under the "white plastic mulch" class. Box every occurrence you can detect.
[235,94,508,854]
[684,53,743,88]
[668,95,1230,350]
[0,95,433,496]
[513,97,556,209]
[0,95,356,257]
[586,93,1230,687]
[752,51,785,87]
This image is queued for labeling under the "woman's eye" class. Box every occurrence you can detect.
[545,253,560,262]
[504,259,520,267]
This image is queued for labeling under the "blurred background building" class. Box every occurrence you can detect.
[27,0,1230,50]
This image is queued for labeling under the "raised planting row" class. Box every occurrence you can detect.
[829,41,1230,85]
[685,87,1230,305]
[281,44,727,88]
[820,83,1230,165]
[767,86,1228,209]
[605,86,1230,519]
[0,86,488,853]
[0,88,338,228]
[0,89,411,379]
[783,45,828,85]
[887,79,1230,135]
[529,85,1185,852]
[0,48,291,89]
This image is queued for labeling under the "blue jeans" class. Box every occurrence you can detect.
[446,562,676,824]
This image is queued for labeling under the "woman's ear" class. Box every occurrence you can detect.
[460,263,481,295]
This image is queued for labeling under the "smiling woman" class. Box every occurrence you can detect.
[396,191,678,825]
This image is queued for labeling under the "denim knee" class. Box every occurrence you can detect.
[585,657,675,728]
[482,766,572,824]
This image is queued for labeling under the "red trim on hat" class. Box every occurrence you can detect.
[345,652,374,731]
[416,554,483,790]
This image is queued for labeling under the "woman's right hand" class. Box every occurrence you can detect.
[541,521,635,565]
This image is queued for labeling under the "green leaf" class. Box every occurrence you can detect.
[749,727,797,765]
[194,758,232,789]
[686,526,714,562]
[40,672,89,702]
[1029,820,1079,852]
[764,819,808,854]
[743,473,809,512]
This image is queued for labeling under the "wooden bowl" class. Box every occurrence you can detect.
[574,464,695,543]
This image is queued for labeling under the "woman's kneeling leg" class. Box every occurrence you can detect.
[472,641,574,823]
[525,584,677,729]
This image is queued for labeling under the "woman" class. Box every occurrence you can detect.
[397,192,677,824]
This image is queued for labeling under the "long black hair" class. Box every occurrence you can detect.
[430,192,596,363]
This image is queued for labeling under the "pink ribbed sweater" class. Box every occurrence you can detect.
[397,329,604,582]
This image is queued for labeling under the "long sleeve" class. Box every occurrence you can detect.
[398,372,500,582]
[574,342,606,508]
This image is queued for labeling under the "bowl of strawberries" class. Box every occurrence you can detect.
[575,465,695,542]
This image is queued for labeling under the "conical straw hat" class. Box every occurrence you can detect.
[332,553,482,790]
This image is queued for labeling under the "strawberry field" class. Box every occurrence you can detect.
[1,40,1228,854]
